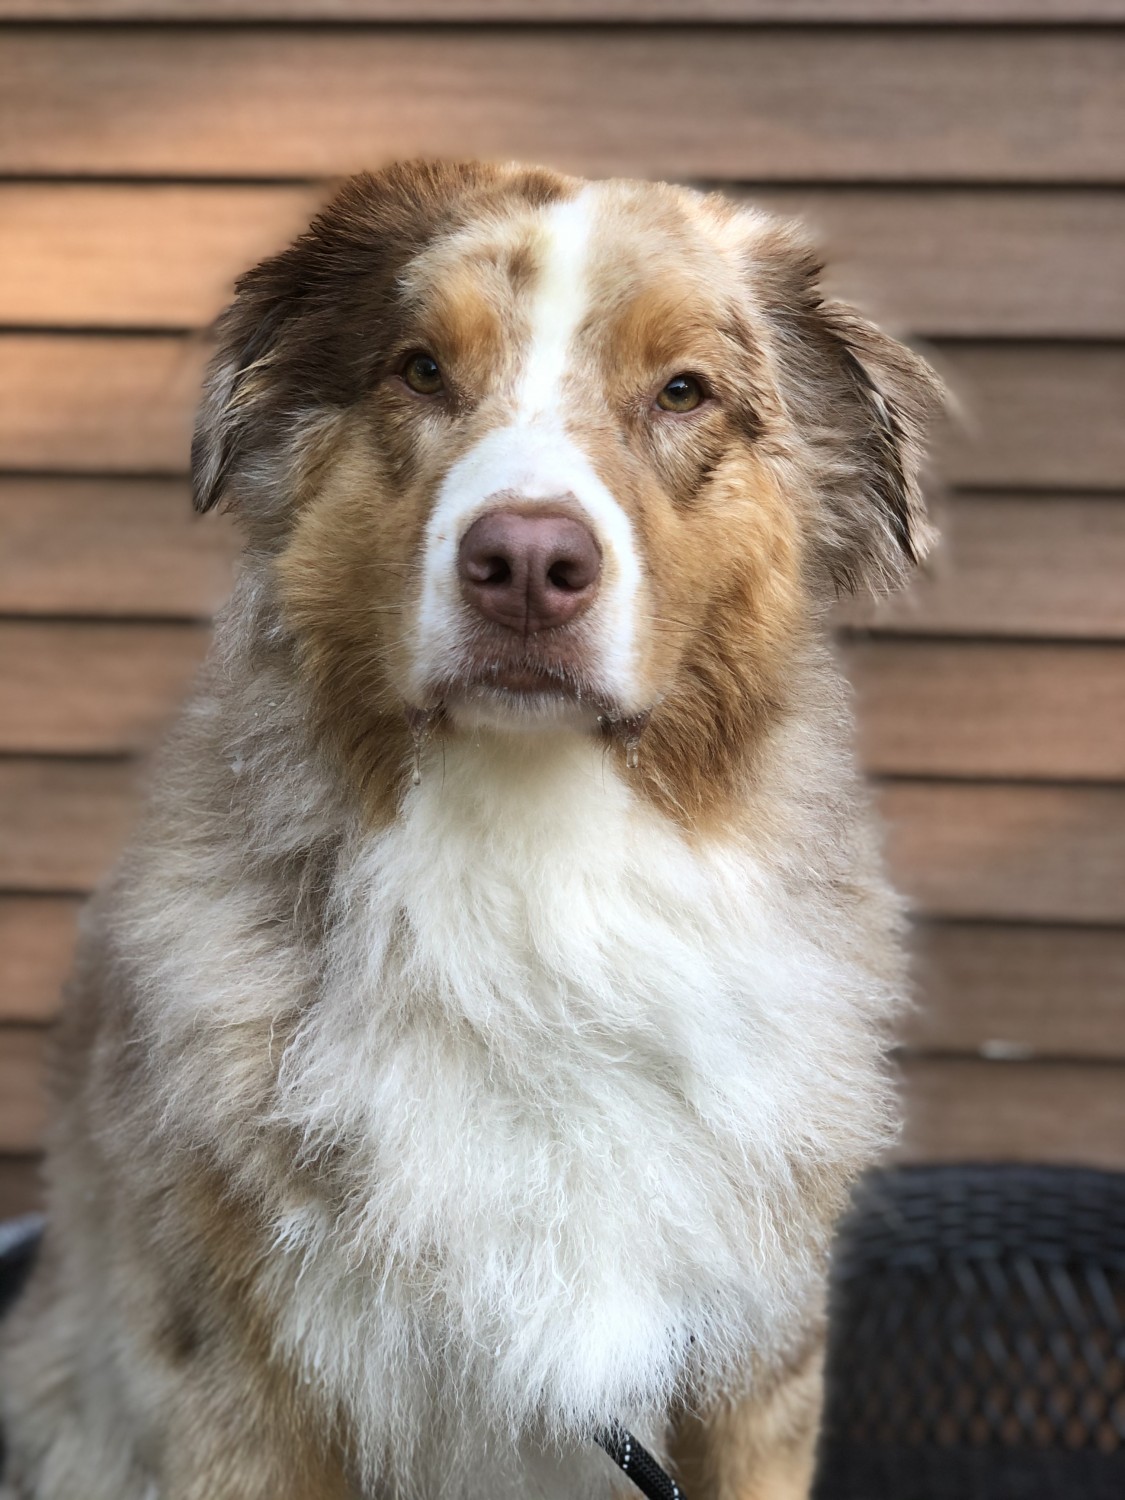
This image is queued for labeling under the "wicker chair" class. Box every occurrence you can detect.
[816,1165,1125,1499]
[3,1165,1124,1498]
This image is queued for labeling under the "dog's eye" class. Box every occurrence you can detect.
[402,352,444,396]
[655,374,706,413]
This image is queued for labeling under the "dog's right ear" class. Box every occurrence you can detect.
[191,274,294,514]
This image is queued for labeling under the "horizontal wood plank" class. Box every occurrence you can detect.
[904,922,1125,1061]
[0,760,139,893]
[5,185,1124,339]
[5,627,1122,782]
[842,493,1125,640]
[5,481,1120,637]
[0,622,210,754]
[940,345,1125,491]
[5,1035,1124,1165]
[1,30,1122,182]
[1,760,1121,923]
[0,336,203,474]
[847,641,1125,781]
[6,897,1122,1063]
[4,337,1123,490]
[0,183,322,332]
[879,781,1125,924]
[900,1056,1125,1168]
[0,896,82,1024]
[3,2,1123,19]
[0,1027,48,1155]
[760,189,1125,341]
[0,477,238,618]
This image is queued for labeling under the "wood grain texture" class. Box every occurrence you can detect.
[0,336,203,474]
[0,1156,41,1219]
[878,782,1125,925]
[904,922,1125,1062]
[2,761,1121,924]
[899,1056,1125,1168]
[847,641,1125,781]
[4,337,1124,489]
[0,477,238,619]
[3,1,1123,19]
[0,1028,48,1155]
[1,29,1122,182]
[0,622,210,754]
[0,760,138,894]
[739,189,1125,340]
[0,183,324,332]
[842,494,1125,640]
[0,896,82,1024]
[941,345,1125,491]
[5,184,1124,338]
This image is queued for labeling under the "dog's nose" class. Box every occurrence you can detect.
[458,507,601,633]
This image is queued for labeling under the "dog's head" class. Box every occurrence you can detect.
[194,161,942,820]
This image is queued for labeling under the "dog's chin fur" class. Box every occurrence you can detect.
[276,735,892,1440]
[0,159,941,1500]
[444,691,601,735]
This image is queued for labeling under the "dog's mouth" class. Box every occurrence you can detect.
[415,654,649,746]
[458,659,593,700]
[422,626,605,707]
[426,657,607,722]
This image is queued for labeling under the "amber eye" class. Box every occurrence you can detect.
[655,373,705,413]
[402,352,444,396]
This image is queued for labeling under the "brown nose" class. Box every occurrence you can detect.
[458,507,601,634]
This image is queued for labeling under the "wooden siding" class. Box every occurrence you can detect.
[4,4,1124,21]
[0,5,1123,1214]
[5,337,1124,487]
[3,30,1125,183]
[4,184,1124,337]
[4,628,1124,782]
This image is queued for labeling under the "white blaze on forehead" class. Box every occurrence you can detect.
[515,189,597,422]
[412,183,645,714]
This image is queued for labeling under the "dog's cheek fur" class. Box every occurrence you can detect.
[620,448,807,831]
[273,420,431,825]
[573,240,809,832]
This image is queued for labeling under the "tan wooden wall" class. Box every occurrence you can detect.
[1,2,1124,1217]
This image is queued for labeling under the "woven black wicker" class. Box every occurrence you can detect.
[815,1164,1125,1500]
[2,1166,1124,1498]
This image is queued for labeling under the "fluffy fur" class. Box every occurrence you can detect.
[0,160,942,1500]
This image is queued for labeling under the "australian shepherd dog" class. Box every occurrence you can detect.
[0,160,942,1500]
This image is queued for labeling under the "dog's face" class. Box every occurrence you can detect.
[194,161,940,821]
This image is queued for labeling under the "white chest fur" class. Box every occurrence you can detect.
[258,733,889,1493]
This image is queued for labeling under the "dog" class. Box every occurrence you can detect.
[0,160,942,1500]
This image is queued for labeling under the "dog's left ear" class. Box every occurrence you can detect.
[744,214,946,595]
[811,297,945,594]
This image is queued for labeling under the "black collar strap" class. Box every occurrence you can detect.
[594,1422,685,1500]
